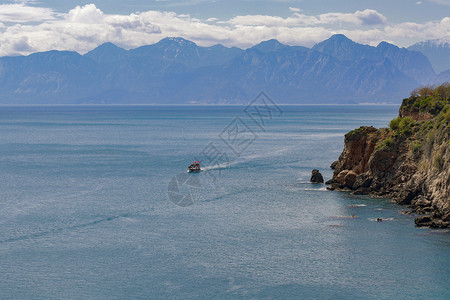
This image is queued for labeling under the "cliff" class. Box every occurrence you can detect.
[327,83,450,228]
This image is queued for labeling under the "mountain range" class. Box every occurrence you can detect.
[0,34,449,104]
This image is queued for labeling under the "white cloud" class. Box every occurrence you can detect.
[416,1,423,4]
[66,4,104,24]
[0,3,55,23]
[320,9,387,26]
[289,7,301,12]
[0,4,162,56]
[383,18,450,42]
[226,9,387,27]
[0,3,448,57]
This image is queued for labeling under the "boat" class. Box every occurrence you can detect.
[188,161,201,173]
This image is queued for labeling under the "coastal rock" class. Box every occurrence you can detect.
[327,85,450,228]
[334,170,349,186]
[415,215,433,227]
[310,169,324,184]
[330,161,339,169]
[353,173,372,189]
[414,215,450,228]
[351,188,371,195]
[412,196,432,208]
[399,107,433,121]
[335,126,379,175]
[344,171,357,189]
[442,213,450,222]
[412,196,433,214]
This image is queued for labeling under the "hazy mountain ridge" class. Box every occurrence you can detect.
[408,39,450,73]
[0,35,448,104]
[313,35,435,84]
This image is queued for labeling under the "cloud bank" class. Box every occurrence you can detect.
[226,9,387,27]
[0,3,55,23]
[0,3,449,57]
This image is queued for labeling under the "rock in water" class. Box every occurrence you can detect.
[310,169,324,183]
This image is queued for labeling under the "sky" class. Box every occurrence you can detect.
[0,0,449,56]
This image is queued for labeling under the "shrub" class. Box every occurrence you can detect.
[389,116,415,136]
[418,160,428,172]
[418,85,434,98]
[434,82,450,100]
[399,117,414,130]
[345,127,365,141]
[374,136,394,151]
[402,127,413,137]
[389,117,401,131]
[444,108,450,123]
[424,129,436,156]
[403,84,449,117]
[434,155,443,172]
[385,137,394,147]
[411,141,422,154]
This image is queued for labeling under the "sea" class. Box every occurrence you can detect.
[0,104,449,299]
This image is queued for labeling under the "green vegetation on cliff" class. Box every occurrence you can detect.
[402,83,450,117]
[385,83,450,156]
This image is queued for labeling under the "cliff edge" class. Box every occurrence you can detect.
[327,83,450,228]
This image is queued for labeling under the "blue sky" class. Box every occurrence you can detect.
[0,0,449,56]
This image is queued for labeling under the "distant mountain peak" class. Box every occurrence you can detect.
[377,41,398,49]
[408,38,450,73]
[251,39,287,53]
[313,34,360,51]
[312,34,368,62]
[206,44,242,52]
[261,39,283,45]
[413,39,450,47]
[329,33,349,39]
[327,34,354,43]
[165,37,188,42]
[97,42,119,48]
[159,37,197,47]
[84,42,127,63]
[208,44,227,49]
[29,50,81,58]
[87,42,125,52]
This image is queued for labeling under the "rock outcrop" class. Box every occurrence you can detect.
[330,161,339,169]
[310,169,324,183]
[327,84,450,228]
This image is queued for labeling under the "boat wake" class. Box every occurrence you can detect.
[201,162,232,171]
[303,187,328,191]
[201,146,294,172]
[368,217,395,222]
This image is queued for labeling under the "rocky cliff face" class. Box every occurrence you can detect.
[327,85,450,228]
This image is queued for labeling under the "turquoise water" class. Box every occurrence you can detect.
[0,105,449,299]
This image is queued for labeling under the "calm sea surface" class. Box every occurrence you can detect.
[0,105,448,299]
